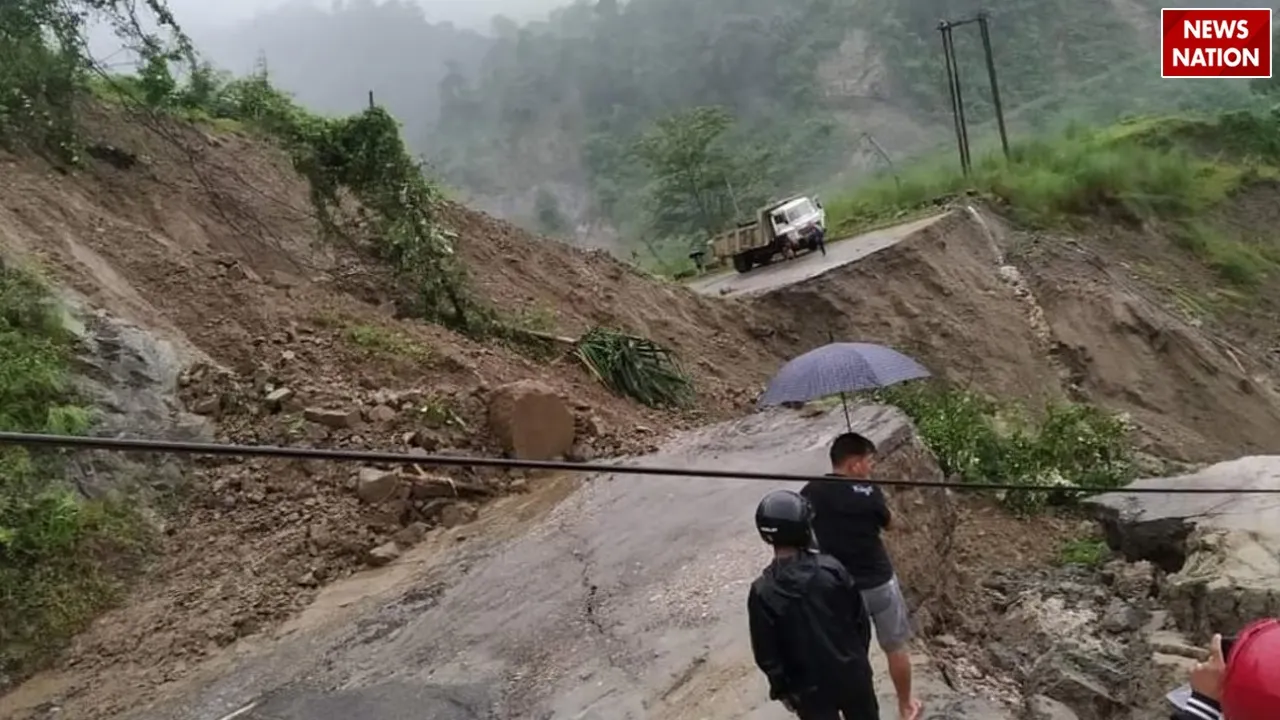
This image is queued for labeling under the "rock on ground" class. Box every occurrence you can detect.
[486,380,576,460]
[1089,456,1280,638]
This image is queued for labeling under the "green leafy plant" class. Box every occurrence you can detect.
[1059,537,1109,567]
[575,327,693,408]
[874,382,1136,514]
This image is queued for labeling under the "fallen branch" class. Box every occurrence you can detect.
[404,467,493,497]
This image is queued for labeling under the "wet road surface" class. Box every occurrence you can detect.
[688,214,948,299]
[133,406,1010,720]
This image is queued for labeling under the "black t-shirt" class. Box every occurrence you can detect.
[800,475,894,587]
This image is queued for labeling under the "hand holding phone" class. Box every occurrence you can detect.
[1168,634,1236,708]
[1190,634,1229,701]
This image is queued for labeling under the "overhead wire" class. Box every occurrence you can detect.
[0,431,1274,495]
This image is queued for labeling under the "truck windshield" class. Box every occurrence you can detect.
[785,201,815,223]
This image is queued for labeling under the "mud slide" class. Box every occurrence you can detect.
[102,405,1010,720]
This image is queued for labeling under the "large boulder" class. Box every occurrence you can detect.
[1089,456,1280,639]
[486,380,576,460]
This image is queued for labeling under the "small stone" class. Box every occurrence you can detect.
[191,396,221,415]
[1100,599,1147,634]
[304,406,361,429]
[1030,695,1080,720]
[264,387,294,410]
[393,521,430,548]
[366,542,401,567]
[367,404,398,423]
[356,468,401,505]
[440,502,478,529]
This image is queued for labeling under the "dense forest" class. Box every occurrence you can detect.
[193,0,1264,255]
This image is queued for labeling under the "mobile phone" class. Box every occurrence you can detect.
[1165,635,1239,708]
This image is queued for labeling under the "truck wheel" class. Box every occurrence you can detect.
[732,254,751,273]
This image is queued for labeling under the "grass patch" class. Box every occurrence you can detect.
[0,263,148,678]
[871,382,1136,515]
[342,324,431,362]
[828,112,1280,288]
[1059,537,1109,567]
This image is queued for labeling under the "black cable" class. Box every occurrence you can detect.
[0,431,1271,495]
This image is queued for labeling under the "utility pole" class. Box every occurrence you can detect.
[938,12,1011,175]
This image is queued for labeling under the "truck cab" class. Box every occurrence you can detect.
[768,196,825,249]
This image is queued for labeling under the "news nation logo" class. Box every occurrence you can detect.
[1161,8,1272,78]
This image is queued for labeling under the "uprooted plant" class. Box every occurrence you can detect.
[575,327,694,409]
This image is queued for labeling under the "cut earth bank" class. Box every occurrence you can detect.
[3,106,1280,719]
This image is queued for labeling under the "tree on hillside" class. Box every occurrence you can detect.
[633,106,744,239]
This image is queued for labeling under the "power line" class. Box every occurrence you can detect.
[0,431,1273,495]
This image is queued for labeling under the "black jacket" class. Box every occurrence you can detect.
[747,550,875,704]
[1171,692,1222,720]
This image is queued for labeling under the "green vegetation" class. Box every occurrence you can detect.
[0,263,146,677]
[343,324,432,362]
[575,328,693,409]
[874,383,1136,514]
[1059,537,1109,567]
[831,110,1280,289]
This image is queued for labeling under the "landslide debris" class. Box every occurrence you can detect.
[0,97,789,714]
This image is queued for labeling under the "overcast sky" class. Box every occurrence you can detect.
[161,0,562,31]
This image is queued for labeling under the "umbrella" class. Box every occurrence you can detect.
[758,342,931,429]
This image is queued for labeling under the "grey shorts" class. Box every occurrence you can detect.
[859,576,912,652]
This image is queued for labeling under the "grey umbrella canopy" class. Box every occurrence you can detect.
[758,342,931,408]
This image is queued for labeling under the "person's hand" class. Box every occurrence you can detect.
[1190,633,1227,701]
[899,697,923,720]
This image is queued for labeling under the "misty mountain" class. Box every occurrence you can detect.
[191,0,492,141]
[182,0,1262,247]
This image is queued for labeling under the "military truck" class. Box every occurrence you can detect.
[709,195,826,274]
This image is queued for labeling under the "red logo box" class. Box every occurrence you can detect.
[1161,7,1272,78]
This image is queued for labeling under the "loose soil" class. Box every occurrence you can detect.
[2,103,1279,719]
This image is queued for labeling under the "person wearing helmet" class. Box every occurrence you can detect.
[747,489,878,719]
[1175,619,1280,720]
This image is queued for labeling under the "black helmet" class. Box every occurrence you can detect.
[755,490,813,547]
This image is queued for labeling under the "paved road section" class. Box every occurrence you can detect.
[688,214,948,299]
[127,407,1010,720]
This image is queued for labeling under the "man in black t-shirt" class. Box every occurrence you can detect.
[801,432,922,720]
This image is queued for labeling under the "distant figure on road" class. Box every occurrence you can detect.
[747,489,878,720]
[802,432,923,720]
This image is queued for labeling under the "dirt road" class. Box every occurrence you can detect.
[117,406,1009,720]
[687,214,947,299]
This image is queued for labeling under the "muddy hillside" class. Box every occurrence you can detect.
[748,205,1280,462]
[3,100,1280,720]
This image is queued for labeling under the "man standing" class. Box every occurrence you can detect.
[747,489,878,720]
[802,432,923,720]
